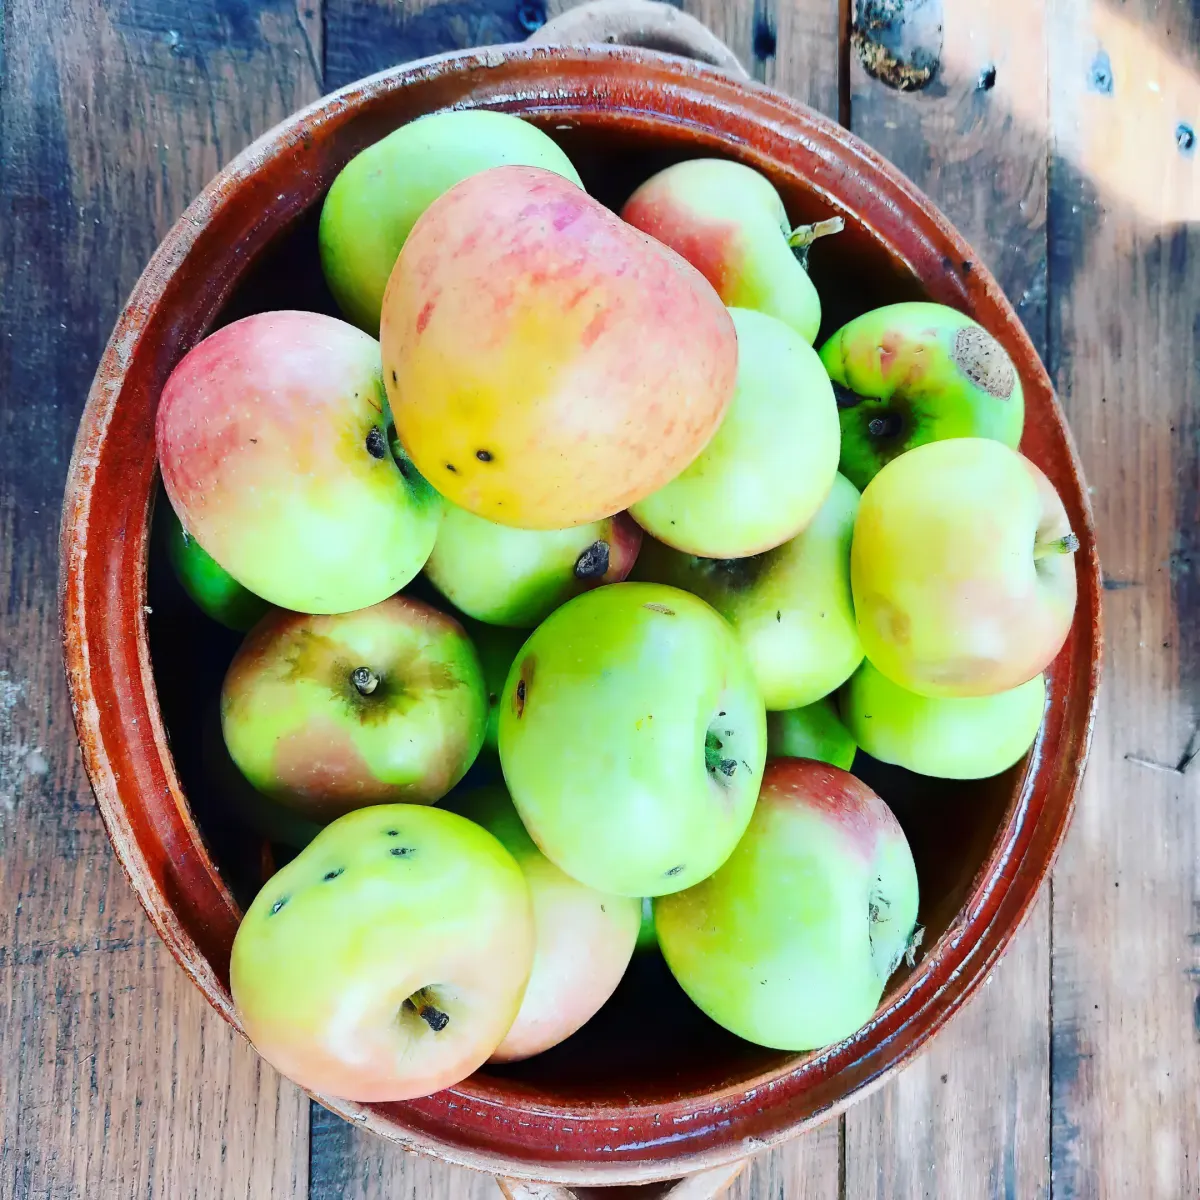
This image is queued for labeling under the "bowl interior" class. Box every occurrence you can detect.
[146,114,1024,1107]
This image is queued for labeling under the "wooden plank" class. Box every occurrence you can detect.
[0,0,320,1196]
[842,2,1053,1197]
[1046,1,1200,1195]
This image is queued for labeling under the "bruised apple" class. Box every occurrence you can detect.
[157,311,442,614]
[445,785,640,1062]
[221,597,487,820]
[381,166,738,529]
[230,804,534,1101]
[425,504,642,627]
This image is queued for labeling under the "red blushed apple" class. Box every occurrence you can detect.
[221,596,487,821]
[655,758,920,1051]
[157,310,443,615]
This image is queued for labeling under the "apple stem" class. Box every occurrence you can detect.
[351,666,380,696]
[1034,532,1080,559]
[406,988,450,1032]
[786,216,845,251]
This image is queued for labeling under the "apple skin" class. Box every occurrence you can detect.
[630,308,840,558]
[841,660,1045,779]
[202,703,323,851]
[621,158,832,343]
[498,582,766,897]
[851,438,1078,698]
[230,803,534,1102]
[157,311,443,615]
[381,166,738,530]
[159,499,271,632]
[460,618,528,756]
[819,302,1025,491]
[655,758,920,1051]
[320,110,583,336]
[221,596,487,821]
[444,785,641,1063]
[425,504,642,627]
[633,473,863,710]
[767,697,857,770]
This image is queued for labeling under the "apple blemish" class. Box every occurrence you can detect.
[573,540,610,579]
[365,426,387,459]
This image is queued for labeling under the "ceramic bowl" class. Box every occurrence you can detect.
[60,44,1101,1187]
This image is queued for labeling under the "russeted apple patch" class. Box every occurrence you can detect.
[953,326,1017,399]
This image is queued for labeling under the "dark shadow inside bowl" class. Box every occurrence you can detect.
[146,117,1024,1108]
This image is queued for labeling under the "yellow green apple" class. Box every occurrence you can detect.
[230,803,534,1101]
[221,596,487,821]
[425,504,642,627]
[819,302,1025,490]
[630,308,840,557]
[633,473,863,709]
[157,311,443,615]
[381,166,737,529]
[655,758,920,1051]
[766,697,857,770]
[621,157,843,343]
[319,110,582,335]
[851,438,1078,697]
[841,660,1045,779]
[445,785,640,1063]
[498,583,766,897]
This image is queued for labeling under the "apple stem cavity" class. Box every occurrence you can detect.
[405,987,450,1032]
[1034,531,1080,559]
[786,216,845,269]
[351,666,380,696]
[704,730,738,780]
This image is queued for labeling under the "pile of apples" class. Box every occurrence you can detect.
[154,110,1079,1103]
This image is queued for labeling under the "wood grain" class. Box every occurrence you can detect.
[0,0,318,1195]
[1047,1,1200,1196]
[842,2,1052,1196]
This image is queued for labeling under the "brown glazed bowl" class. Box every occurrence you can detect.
[60,45,1102,1187]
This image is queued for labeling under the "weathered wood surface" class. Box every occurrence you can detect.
[1,0,1197,1197]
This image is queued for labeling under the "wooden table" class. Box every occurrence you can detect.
[2,0,1197,1195]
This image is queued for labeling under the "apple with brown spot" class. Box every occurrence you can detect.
[381,165,737,529]
[221,596,487,821]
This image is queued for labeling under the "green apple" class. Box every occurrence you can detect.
[230,803,534,1101]
[819,302,1025,490]
[841,660,1045,779]
[445,785,640,1062]
[498,583,766,897]
[320,110,583,335]
[634,473,863,710]
[852,438,1078,697]
[460,618,527,755]
[630,308,840,558]
[221,596,487,820]
[621,158,843,343]
[425,504,642,627]
[635,896,658,955]
[160,501,270,632]
[655,758,920,1051]
[766,696,857,770]
[156,311,443,615]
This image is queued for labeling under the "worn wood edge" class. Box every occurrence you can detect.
[57,40,1104,1189]
[528,0,749,77]
[497,1158,749,1199]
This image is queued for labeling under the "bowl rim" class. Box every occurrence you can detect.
[59,42,1103,1186]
